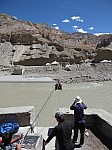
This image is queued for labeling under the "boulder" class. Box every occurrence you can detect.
[93,48,112,63]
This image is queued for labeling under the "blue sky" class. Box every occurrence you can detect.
[0,0,112,35]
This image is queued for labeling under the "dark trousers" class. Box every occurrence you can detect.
[55,138,74,150]
[73,122,85,145]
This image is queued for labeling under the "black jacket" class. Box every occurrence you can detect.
[46,120,74,150]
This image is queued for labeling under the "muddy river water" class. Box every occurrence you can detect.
[0,81,112,126]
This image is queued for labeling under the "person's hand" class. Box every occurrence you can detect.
[19,133,23,139]
[44,141,48,146]
[16,144,21,150]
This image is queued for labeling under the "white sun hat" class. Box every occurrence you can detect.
[74,96,82,103]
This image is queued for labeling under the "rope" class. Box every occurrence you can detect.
[52,91,58,125]
[20,88,54,145]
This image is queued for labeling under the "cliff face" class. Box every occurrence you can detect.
[0,13,112,66]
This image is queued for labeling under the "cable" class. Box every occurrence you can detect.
[36,89,54,123]
[52,91,58,125]
[20,88,54,145]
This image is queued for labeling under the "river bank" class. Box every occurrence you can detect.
[0,75,54,82]
[0,62,112,83]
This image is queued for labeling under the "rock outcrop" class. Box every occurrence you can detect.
[0,13,112,67]
[93,48,112,63]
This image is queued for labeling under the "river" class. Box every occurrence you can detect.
[0,81,112,127]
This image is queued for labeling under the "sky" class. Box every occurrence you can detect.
[0,0,112,35]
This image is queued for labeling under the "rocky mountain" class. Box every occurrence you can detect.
[0,13,112,67]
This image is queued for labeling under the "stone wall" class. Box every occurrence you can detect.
[0,106,35,127]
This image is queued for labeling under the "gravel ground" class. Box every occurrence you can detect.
[76,129,109,150]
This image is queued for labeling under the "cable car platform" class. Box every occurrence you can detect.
[14,126,108,150]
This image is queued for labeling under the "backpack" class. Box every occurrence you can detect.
[0,122,19,136]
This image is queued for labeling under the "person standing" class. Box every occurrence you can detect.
[44,111,74,150]
[70,96,87,147]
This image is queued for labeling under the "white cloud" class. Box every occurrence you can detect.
[13,16,17,19]
[94,33,110,36]
[71,16,84,22]
[78,19,83,22]
[76,28,87,33]
[71,16,80,20]
[55,26,59,30]
[53,23,57,26]
[62,19,70,23]
[89,27,94,30]
[72,25,78,29]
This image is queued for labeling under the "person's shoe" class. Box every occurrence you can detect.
[74,144,81,148]
[79,144,83,147]
[72,140,78,144]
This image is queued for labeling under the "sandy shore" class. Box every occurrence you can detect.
[0,75,55,83]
